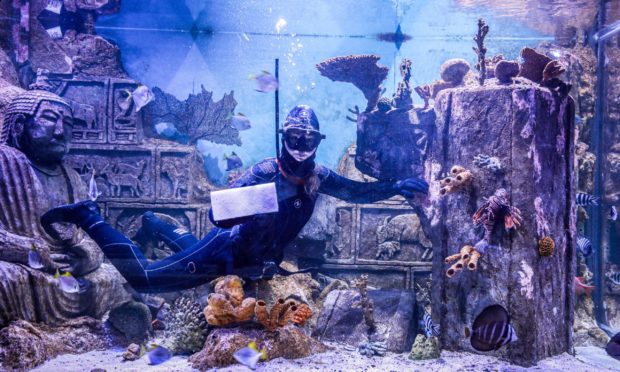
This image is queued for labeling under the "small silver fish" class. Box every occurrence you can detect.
[132,85,154,112]
[88,169,101,202]
[610,206,618,221]
[147,344,172,365]
[251,71,279,93]
[229,113,252,131]
[55,269,80,293]
[28,243,44,269]
[233,346,262,370]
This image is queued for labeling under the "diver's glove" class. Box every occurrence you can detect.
[394,178,429,198]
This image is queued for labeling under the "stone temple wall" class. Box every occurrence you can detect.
[293,144,433,293]
[37,72,217,258]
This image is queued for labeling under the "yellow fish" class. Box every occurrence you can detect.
[248,341,268,361]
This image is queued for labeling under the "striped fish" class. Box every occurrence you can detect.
[423,312,440,337]
[468,321,518,351]
[577,235,593,257]
[576,193,599,206]
[607,271,620,285]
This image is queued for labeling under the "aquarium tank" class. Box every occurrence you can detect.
[1,0,620,371]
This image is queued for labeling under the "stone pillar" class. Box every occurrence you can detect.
[426,83,576,366]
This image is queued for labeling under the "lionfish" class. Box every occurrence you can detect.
[473,188,522,241]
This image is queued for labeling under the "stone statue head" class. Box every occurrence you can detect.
[1,90,73,165]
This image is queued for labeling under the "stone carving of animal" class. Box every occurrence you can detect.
[375,213,432,260]
[100,160,147,197]
[161,159,188,199]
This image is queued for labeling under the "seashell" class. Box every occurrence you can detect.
[538,236,555,257]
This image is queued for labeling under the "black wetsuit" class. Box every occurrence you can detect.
[77,157,399,293]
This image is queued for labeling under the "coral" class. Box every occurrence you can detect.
[354,274,376,332]
[376,97,392,112]
[392,59,413,109]
[144,86,240,145]
[189,325,328,370]
[473,19,490,85]
[439,165,473,195]
[445,245,482,278]
[473,154,503,174]
[409,334,440,360]
[254,298,311,331]
[108,301,152,344]
[473,188,522,241]
[440,59,471,85]
[538,236,555,257]
[414,85,431,109]
[316,55,389,111]
[163,296,208,354]
[519,47,552,83]
[358,340,387,357]
[204,275,257,326]
[484,54,505,78]
[0,317,111,370]
[542,60,566,82]
[292,304,313,326]
[495,60,520,84]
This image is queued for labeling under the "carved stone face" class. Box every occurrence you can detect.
[20,101,73,164]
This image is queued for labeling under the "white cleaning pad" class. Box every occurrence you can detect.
[210,182,279,221]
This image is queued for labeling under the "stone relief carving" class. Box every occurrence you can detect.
[160,155,190,200]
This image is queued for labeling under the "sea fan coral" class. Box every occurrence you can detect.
[164,296,208,354]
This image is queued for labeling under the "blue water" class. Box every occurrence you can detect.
[96,0,551,182]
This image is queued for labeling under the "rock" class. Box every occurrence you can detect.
[143,295,166,318]
[108,301,152,344]
[122,343,142,361]
[313,289,417,352]
[0,47,18,86]
[518,47,552,83]
[409,334,440,360]
[0,317,110,370]
[494,60,520,84]
[440,59,471,85]
[188,324,328,370]
[429,82,575,367]
[0,262,132,328]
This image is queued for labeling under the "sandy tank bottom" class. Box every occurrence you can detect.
[30,343,620,372]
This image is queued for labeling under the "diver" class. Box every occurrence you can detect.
[40,105,429,293]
